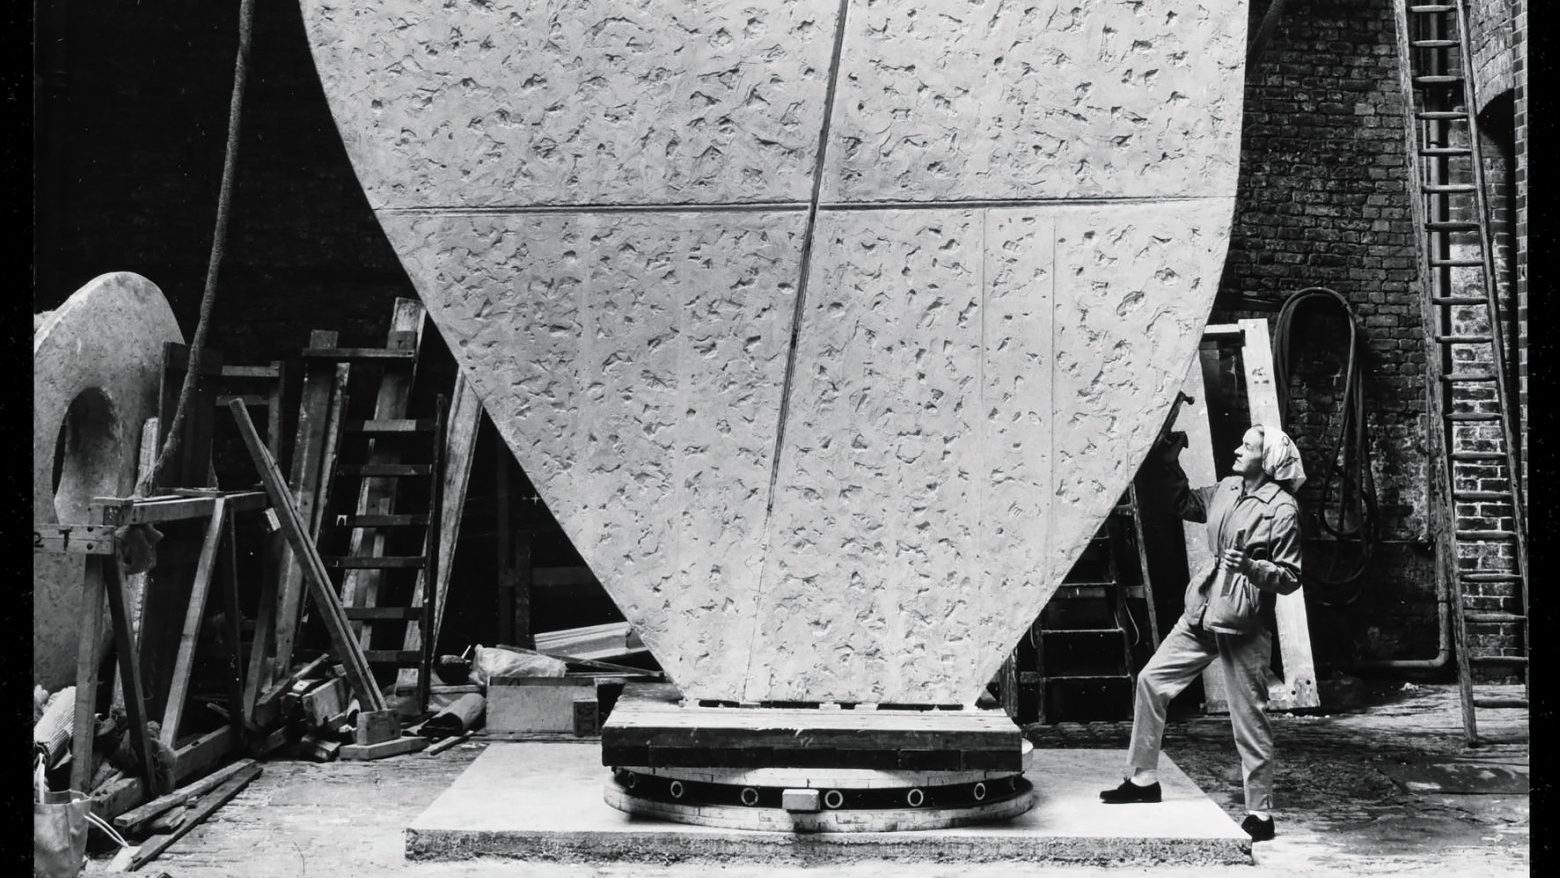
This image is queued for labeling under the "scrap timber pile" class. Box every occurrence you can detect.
[34,288,659,870]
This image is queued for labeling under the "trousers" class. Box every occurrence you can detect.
[1126,616,1275,812]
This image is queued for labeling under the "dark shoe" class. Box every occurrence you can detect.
[1099,779,1162,804]
[1241,814,1276,841]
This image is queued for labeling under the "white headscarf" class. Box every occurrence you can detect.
[1257,424,1306,491]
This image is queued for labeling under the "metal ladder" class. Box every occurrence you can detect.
[1395,0,1528,744]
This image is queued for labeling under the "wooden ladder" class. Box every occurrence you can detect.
[1001,487,1159,724]
[1395,0,1529,743]
[303,302,450,714]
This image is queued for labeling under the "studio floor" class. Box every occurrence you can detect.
[86,681,1529,877]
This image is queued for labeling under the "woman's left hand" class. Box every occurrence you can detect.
[1221,547,1250,573]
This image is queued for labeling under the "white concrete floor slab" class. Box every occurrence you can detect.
[407,742,1251,865]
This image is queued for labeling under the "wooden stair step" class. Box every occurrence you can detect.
[1421,183,1475,193]
[1464,613,1525,624]
[1409,39,1459,48]
[1407,4,1456,12]
[1434,335,1494,344]
[1412,75,1464,86]
[1450,452,1508,462]
[1428,259,1485,268]
[344,418,437,434]
[1444,411,1503,421]
[1424,221,1479,231]
[300,346,418,362]
[336,513,430,528]
[1468,655,1527,667]
[362,650,423,665]
[342,607,427,621]
[1451,490,1511,501]
[1419,147,1472,156]
[337,463,433,477]
[1455,530,1517,541]
[1461,572,1523,583]
[322,555,427,569]
[1472,696,1528,709]
[1441,373,1498,383]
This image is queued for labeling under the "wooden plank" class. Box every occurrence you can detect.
[114,758,257,835]
[355,709,402,745]
[342,299,427,647]
[159,498,229,749]
[70,555,106,794]
[397,376,482,691]
[101,555,164,798]
[217,511,248,740]
[228,400,388,712]
[128,763,262,870]
[32,523,117,555]
[495,442,516,645]
[92,492,268,526]
[89,776,147,822]
[157,342,222,490]
[1173,343,1227,711]
[340,735,429,761]
[1237,317,1319,711]
[274,331,347,679]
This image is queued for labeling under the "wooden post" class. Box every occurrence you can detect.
[70,556,107,794]
[396,377,482,693]
[100,554,162,798]
[495,434,515,646]
[218,511,248,741]
[159,498,228,749]
[228,400,388,712]
[274,331,347,678]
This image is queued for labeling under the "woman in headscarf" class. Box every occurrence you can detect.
[1098,423,1305,843]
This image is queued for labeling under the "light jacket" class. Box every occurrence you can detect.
[1169,463,1303,636]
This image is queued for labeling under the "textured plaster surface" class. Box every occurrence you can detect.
[33,273,183,689]
[302,0,837,209]
[823,0,1246,203]
[304,0,1246,703]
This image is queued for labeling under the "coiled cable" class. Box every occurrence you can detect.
[1271,287,1380,604]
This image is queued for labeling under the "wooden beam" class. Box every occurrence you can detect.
[1237,317,1319,710]
[102,555,164,798]
[397,377,482,692]
[70,556,106,794]
[159,498,228,749]
[127,763,261,871]
[32,523,117,555]
[170,726,240,787]
[227,400,388,712]
[113,758,257,836]
[92,492,267,526]
[274,332,348,678]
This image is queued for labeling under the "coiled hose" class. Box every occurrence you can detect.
[1271,287,1379,605]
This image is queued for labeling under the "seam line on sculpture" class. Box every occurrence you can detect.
[766,0,853,517]
[817,195,1226,211]
[378,202,812,216]
[742,0,853,698]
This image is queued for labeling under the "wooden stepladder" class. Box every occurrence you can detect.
[1393,0,1529,745]
[1000,486,1160,724]
[1175,319,1320,713]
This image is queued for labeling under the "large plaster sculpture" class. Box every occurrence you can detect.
[302,0,1245,704]
[34,273,184,689]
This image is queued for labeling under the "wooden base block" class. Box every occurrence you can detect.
[355,709,402,746]
[341,735,429,761]
[601,683,1023,770]
[487,676,598,734]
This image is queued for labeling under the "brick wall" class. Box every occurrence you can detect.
[1216,0,1442,670]
[1215,0,1525,677]
[1468,0,1516,109]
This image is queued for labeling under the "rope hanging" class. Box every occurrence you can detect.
[1271,287,1380,605]
[138,0,257,494]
